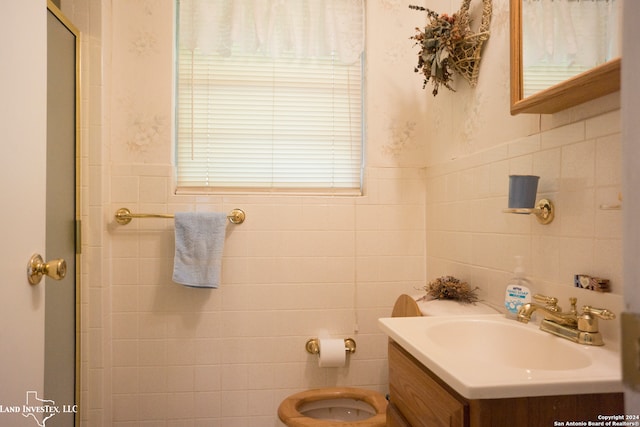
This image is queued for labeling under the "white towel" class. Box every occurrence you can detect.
[172,212,227,288]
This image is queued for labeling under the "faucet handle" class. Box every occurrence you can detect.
[581,306,616,320]
[533,294,559,310]
[577,306,616,333]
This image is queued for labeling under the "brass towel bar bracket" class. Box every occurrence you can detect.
[114,207,246,225]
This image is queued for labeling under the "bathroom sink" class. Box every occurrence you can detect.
[425,318,591,371]
[379,314,622,399]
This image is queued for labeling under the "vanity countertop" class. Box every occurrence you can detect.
[379,314,622,399]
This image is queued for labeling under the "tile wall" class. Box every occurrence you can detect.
[424,108,624,345]
[66,0,430,425]
[107,166,425,426]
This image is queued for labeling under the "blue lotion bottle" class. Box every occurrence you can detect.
[504,256,532,318]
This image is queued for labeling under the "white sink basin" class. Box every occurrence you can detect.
[425,318,592,371]
[379,314,622,399]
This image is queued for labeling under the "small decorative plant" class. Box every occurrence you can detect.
[418,275,480,303]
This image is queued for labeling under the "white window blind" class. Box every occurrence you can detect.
[175,0,364,193]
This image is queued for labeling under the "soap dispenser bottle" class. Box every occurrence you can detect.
[504,256,532,318]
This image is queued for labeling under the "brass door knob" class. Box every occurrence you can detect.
[27,254,67,285]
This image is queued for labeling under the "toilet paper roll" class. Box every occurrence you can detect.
[318,338,346,368]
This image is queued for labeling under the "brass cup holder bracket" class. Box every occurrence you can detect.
[305,338,357,355]
[503,198,555,225]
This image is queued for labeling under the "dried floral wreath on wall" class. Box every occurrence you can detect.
[410,0,492,96]
[418,276,480,304]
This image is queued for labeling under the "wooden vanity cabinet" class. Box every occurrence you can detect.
[388,341,467,427]
[387,341,624,427]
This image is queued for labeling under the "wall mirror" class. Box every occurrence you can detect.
[510,0,622,115]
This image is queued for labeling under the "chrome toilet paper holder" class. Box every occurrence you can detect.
[305,338,356,354]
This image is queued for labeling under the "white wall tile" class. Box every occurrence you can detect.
[533,148,561,193]
[595,133,622,186]
[586,110,621,139]
[541,122,586,150]
[560,140,596,190]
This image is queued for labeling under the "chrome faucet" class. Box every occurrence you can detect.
[517,294,615,346]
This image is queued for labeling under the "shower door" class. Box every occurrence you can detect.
[45,3,80,426]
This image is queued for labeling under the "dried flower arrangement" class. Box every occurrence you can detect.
[418,275,480,303]
[409,0,492,96]
[409,5,461,95]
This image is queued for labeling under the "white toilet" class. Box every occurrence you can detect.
[278,387,387,427]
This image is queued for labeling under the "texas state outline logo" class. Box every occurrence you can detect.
[0,391,77,426]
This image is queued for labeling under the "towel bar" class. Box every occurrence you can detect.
[114,207,246,225]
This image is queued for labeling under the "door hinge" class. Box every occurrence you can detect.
[75,219,81,254]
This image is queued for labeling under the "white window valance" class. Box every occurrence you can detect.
[178,0,365,64]
[175,0,365,192]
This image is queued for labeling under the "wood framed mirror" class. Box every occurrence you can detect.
[510,0,621,115]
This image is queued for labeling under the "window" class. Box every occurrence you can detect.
[175,0,364,193]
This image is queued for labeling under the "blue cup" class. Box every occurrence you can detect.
[508,175,539,209]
